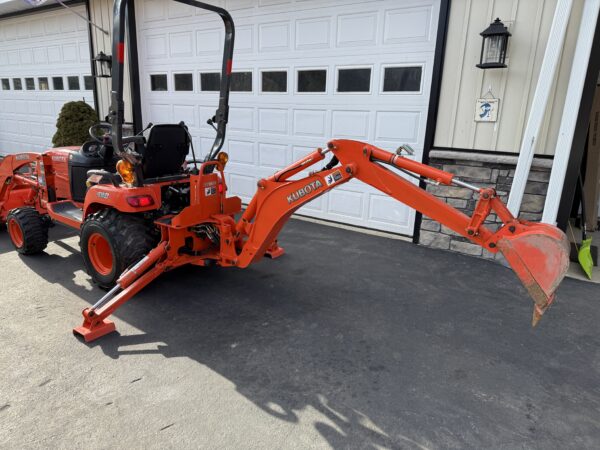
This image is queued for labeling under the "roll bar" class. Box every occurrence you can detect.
[109,0,235,162]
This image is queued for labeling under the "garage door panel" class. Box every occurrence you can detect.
[229,107,255,131]
[293,109,327,137]
[227,140,256,165]
[336,12,378,48]
[169,0,196,19]
[259,21,291,52]
[138,0,439,236]
[295,17,330,50]
[258,142,289,169]
[146,34,167,58]
[375,111,421,142]
[327,188,364,219]
[369,194,412,227]
[383,6,434,44]
[0,9,94,154]
[170,31,195,57]
[229,173,258,201]
[258,108,288,135]
[331,110,370,140]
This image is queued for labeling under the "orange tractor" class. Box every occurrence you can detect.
[0,0,570,342]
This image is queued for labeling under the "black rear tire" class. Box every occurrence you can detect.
[80,209,157,289]
[6,208,49,255]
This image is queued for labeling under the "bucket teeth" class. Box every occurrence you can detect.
[531,296,554,327]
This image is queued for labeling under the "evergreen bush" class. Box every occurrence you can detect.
[52,101,98,147]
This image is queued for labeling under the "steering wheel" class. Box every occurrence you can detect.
[89,123,112,144]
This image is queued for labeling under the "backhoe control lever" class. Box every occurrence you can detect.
[396,144,415,156]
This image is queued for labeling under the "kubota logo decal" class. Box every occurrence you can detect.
[96,192,110,199]
[287,180,323,204]
[15,154,29,161]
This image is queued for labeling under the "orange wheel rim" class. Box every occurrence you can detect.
[88,232,114,276]
[8,219,24,248]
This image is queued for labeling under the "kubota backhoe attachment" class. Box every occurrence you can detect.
[235,140,570,325]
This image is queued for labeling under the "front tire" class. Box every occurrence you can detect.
[80,209,157,289]
[6,208,49,255]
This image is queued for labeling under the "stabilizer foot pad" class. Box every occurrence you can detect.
[265,240,285,259]
[265,246,285,259]
[73,319,116,343]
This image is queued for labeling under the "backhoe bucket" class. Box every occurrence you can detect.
[497,223,570,326]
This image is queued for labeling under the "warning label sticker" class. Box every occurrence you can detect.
[324,170,343,186]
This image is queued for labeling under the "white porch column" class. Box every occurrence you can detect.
[507,0,574,216]
[542,0,600,224]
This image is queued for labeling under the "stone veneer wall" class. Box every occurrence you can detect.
[419,150,553,259]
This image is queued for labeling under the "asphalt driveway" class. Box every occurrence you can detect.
[0,219,599,449]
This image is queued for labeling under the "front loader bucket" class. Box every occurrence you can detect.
[497,223,570,326]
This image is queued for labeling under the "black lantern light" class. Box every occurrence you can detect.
[477,18,511,69]
[93,51,112,78]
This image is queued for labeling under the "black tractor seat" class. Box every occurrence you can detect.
[140,123,190,182]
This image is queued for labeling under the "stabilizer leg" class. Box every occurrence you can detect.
[74,242,168,342]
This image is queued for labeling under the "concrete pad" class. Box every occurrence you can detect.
[0,220,599,449]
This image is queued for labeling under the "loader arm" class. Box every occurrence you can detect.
[236,140,570,325]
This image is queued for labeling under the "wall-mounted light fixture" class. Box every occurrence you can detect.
[93,52,112,78]
[477,18,511,69]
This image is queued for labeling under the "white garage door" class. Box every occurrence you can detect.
[137,0,440,236]
[0,6,95,154]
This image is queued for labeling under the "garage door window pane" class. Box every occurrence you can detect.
[298,70,326,93]
[231,72,252,92]
[1,79,9,90]
[262,71,287,93]
[25,78,35,90]
[13,79,22,90]
[174,73,193,91]
[151,74,168,91]
[38,77,49,90]
[53,77,64,90]
[337,68,371,92]
[383,66,422,92]
[200,73,220,91]
[68,76,80,90]
[84,76,94,91]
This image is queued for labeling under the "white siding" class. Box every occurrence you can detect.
[434,0,585,155]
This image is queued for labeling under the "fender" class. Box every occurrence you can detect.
[83,183,162,218]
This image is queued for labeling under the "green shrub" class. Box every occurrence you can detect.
[52,101,98,147]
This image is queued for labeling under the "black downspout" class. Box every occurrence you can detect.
[413,0,451,244]
[85,0,100,121]
[556,10,600,230]
[126,0,143,133]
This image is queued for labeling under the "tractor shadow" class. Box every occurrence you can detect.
[6,218,600,448]
[2,224,99,302]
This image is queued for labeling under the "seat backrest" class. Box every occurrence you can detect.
[142,124,190,180]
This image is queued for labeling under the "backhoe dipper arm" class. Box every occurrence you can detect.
[236,140,569,325]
